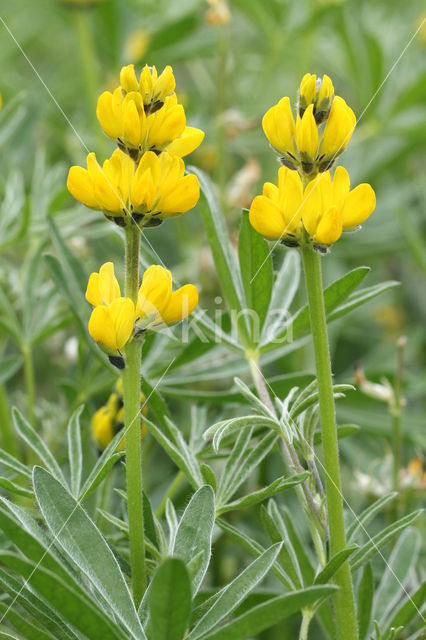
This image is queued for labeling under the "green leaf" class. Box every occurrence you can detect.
[217,472,309,515]
[32,466,146,640]
[0,552,123,640]
[150,558,192,640]
[347,492,397,541]
[238,210,273,337]
[261,266,370,352]
[67,405,83,497]
[143,417,203,489]
[261,251,300,345]
[218,431,278,505]
[0,500,75,584]
[374,528,421,623]
[357,563,374,640]
[186,543,282,640]
[78,429,125,501]
[199,586,337,640]
[12,407,66,485]
[327,281,399,323]
[0,476,32,497]
[0,601,56,640]
[172,485,215,594]
[189,166,250,347]
[0,355,23,385]
[350,510,423,571]
[0,449,32,478]
[280,506,315,585]
[382,580,426,638]
[314,545,358,585]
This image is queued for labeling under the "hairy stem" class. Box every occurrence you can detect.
[123,223,146,606]
[299,609,313,640]
[301,244,358,640]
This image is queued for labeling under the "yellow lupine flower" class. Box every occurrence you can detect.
[249,166,375,247]
[249,167,305,244]
[85,262,121,306]
[67,149,200,221]
[88,297,135,354]
[302,167,376,245]
[136,265,198,329]
[97,85,204,160]
[119,63,176,107]
[262,96,297,166]
[130,151,200,219]
[67,149,134,216]
[295,104,318,171]
[298,73,334,123]
[319,96,356,166]
[91,407,115,451]
[91,378,148,452]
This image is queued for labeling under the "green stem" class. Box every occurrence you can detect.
[0,385,18,456]
[123,223,146,606]
[22,343,36,427]
[392,336,406,515]
[299,609,313,640]
[301,245,358,640]
[156,470,185,519]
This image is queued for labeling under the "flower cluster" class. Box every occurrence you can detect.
[250,73,376,249]
[91,378,148,452]
[86,262,198,359]
[67,64,203,226]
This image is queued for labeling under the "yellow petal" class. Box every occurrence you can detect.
[137,265,172,321]
[161,284,198,324]
[301,175,323,237]
[262,182,279,202]
[317,74,334,107]
[109,298,135,350]
[98,262,121,304]
[320,96,356,158]
[147,99,186,149]
[299,73,317,106]
[67,166,97,208]
[157,174,200,215]
[139,64,155,103]
[96,91,121,139]
[262,97,296,157]
[315,207,342,245]
[154,65,176,101]
[341,183,376,228]
[332,165,350,211]
[165,127,205,157]
[86,273,101,307]
[88,305,118,352]
[91,407,114,450]
[122,99,141,148]
[278,167,304,233]
[295,104,318,160]
[120,64,139,93]
[249,195,285,240]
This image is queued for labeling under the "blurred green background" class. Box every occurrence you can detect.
[0,0,424,635]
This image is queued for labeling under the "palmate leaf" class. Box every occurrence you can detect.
[32,466,146,640]
[172,485,215,594]
[149,558,192,640]
[0,355,23,385]
[199,586,338,640]
[0,600,56,640]
[382,580,426,639]
[357,563,374,640]
[186,543,282,640]
[313,545,359,585]
[347,492,398,541]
